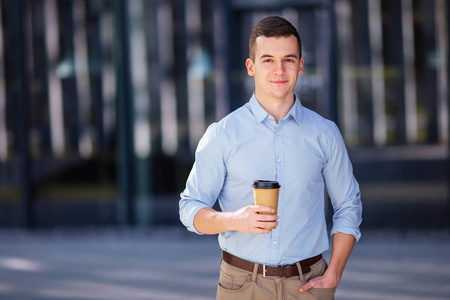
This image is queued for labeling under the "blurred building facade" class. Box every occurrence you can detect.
[0,0,448,228]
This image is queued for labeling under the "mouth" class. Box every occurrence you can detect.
[270,79,288,84]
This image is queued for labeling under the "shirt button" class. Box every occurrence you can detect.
[273,240,278,245]
[276,132,280,136]
[277,158,282,163]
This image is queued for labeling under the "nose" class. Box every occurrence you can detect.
[273,61,285,75]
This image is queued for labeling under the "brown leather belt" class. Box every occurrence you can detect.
[222,251,322,278]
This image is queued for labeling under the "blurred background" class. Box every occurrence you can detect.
[0,0,448,231]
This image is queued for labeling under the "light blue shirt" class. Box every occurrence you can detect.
[179,94,362,265]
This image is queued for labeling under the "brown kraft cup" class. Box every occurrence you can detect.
[252,180,280,229]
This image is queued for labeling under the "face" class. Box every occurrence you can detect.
[246,35,304,104]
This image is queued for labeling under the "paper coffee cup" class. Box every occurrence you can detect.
[252,180,280,229]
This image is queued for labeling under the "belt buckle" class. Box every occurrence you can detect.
[263,264,267,277]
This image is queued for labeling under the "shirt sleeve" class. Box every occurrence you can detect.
[179,123,226,234]
[323,122,363,242]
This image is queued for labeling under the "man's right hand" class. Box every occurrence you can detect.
[230,205,279,234]
[193,205,279,235]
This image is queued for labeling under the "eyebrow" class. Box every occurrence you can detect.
[259,54,299,60]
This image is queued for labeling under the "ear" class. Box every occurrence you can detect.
[298,58,304,75]
[246,58,255,76]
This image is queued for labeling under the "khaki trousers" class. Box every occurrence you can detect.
[216,256,335,300]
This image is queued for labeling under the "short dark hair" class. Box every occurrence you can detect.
[249,16,302,61]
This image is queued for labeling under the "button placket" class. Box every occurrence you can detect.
[271,127,283,263]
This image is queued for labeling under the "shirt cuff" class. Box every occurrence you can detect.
[330,226,361,243]
[179,201,210,235]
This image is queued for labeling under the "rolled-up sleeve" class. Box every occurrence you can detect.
[323,123,363,242]
[179,123,226,234]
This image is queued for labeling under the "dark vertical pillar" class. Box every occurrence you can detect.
[12,0,35,228]
[353,0,373,145]
[383,0,405,145]
[201,0,216,124]
[173,0,189,154]
[226,7,243,111]
[114,0,135,225]
[57,0,79,152]
[85,1,105,149]
[416,0,438,143]
[30,0,52,155]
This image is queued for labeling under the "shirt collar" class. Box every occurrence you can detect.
[288,94,303,125]
[249,93,303,125]
[249,94,269,123]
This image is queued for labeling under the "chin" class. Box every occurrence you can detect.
[270,91,291,100]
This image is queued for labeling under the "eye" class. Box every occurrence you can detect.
[263,59,273,63]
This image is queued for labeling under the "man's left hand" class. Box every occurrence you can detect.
[299,273,339,293]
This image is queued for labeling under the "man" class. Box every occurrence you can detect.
[180,16,362,300]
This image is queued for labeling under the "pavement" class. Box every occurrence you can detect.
[0,226,449,300]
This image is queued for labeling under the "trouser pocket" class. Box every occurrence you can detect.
[306,287,336,300]
[216,261,255,299]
